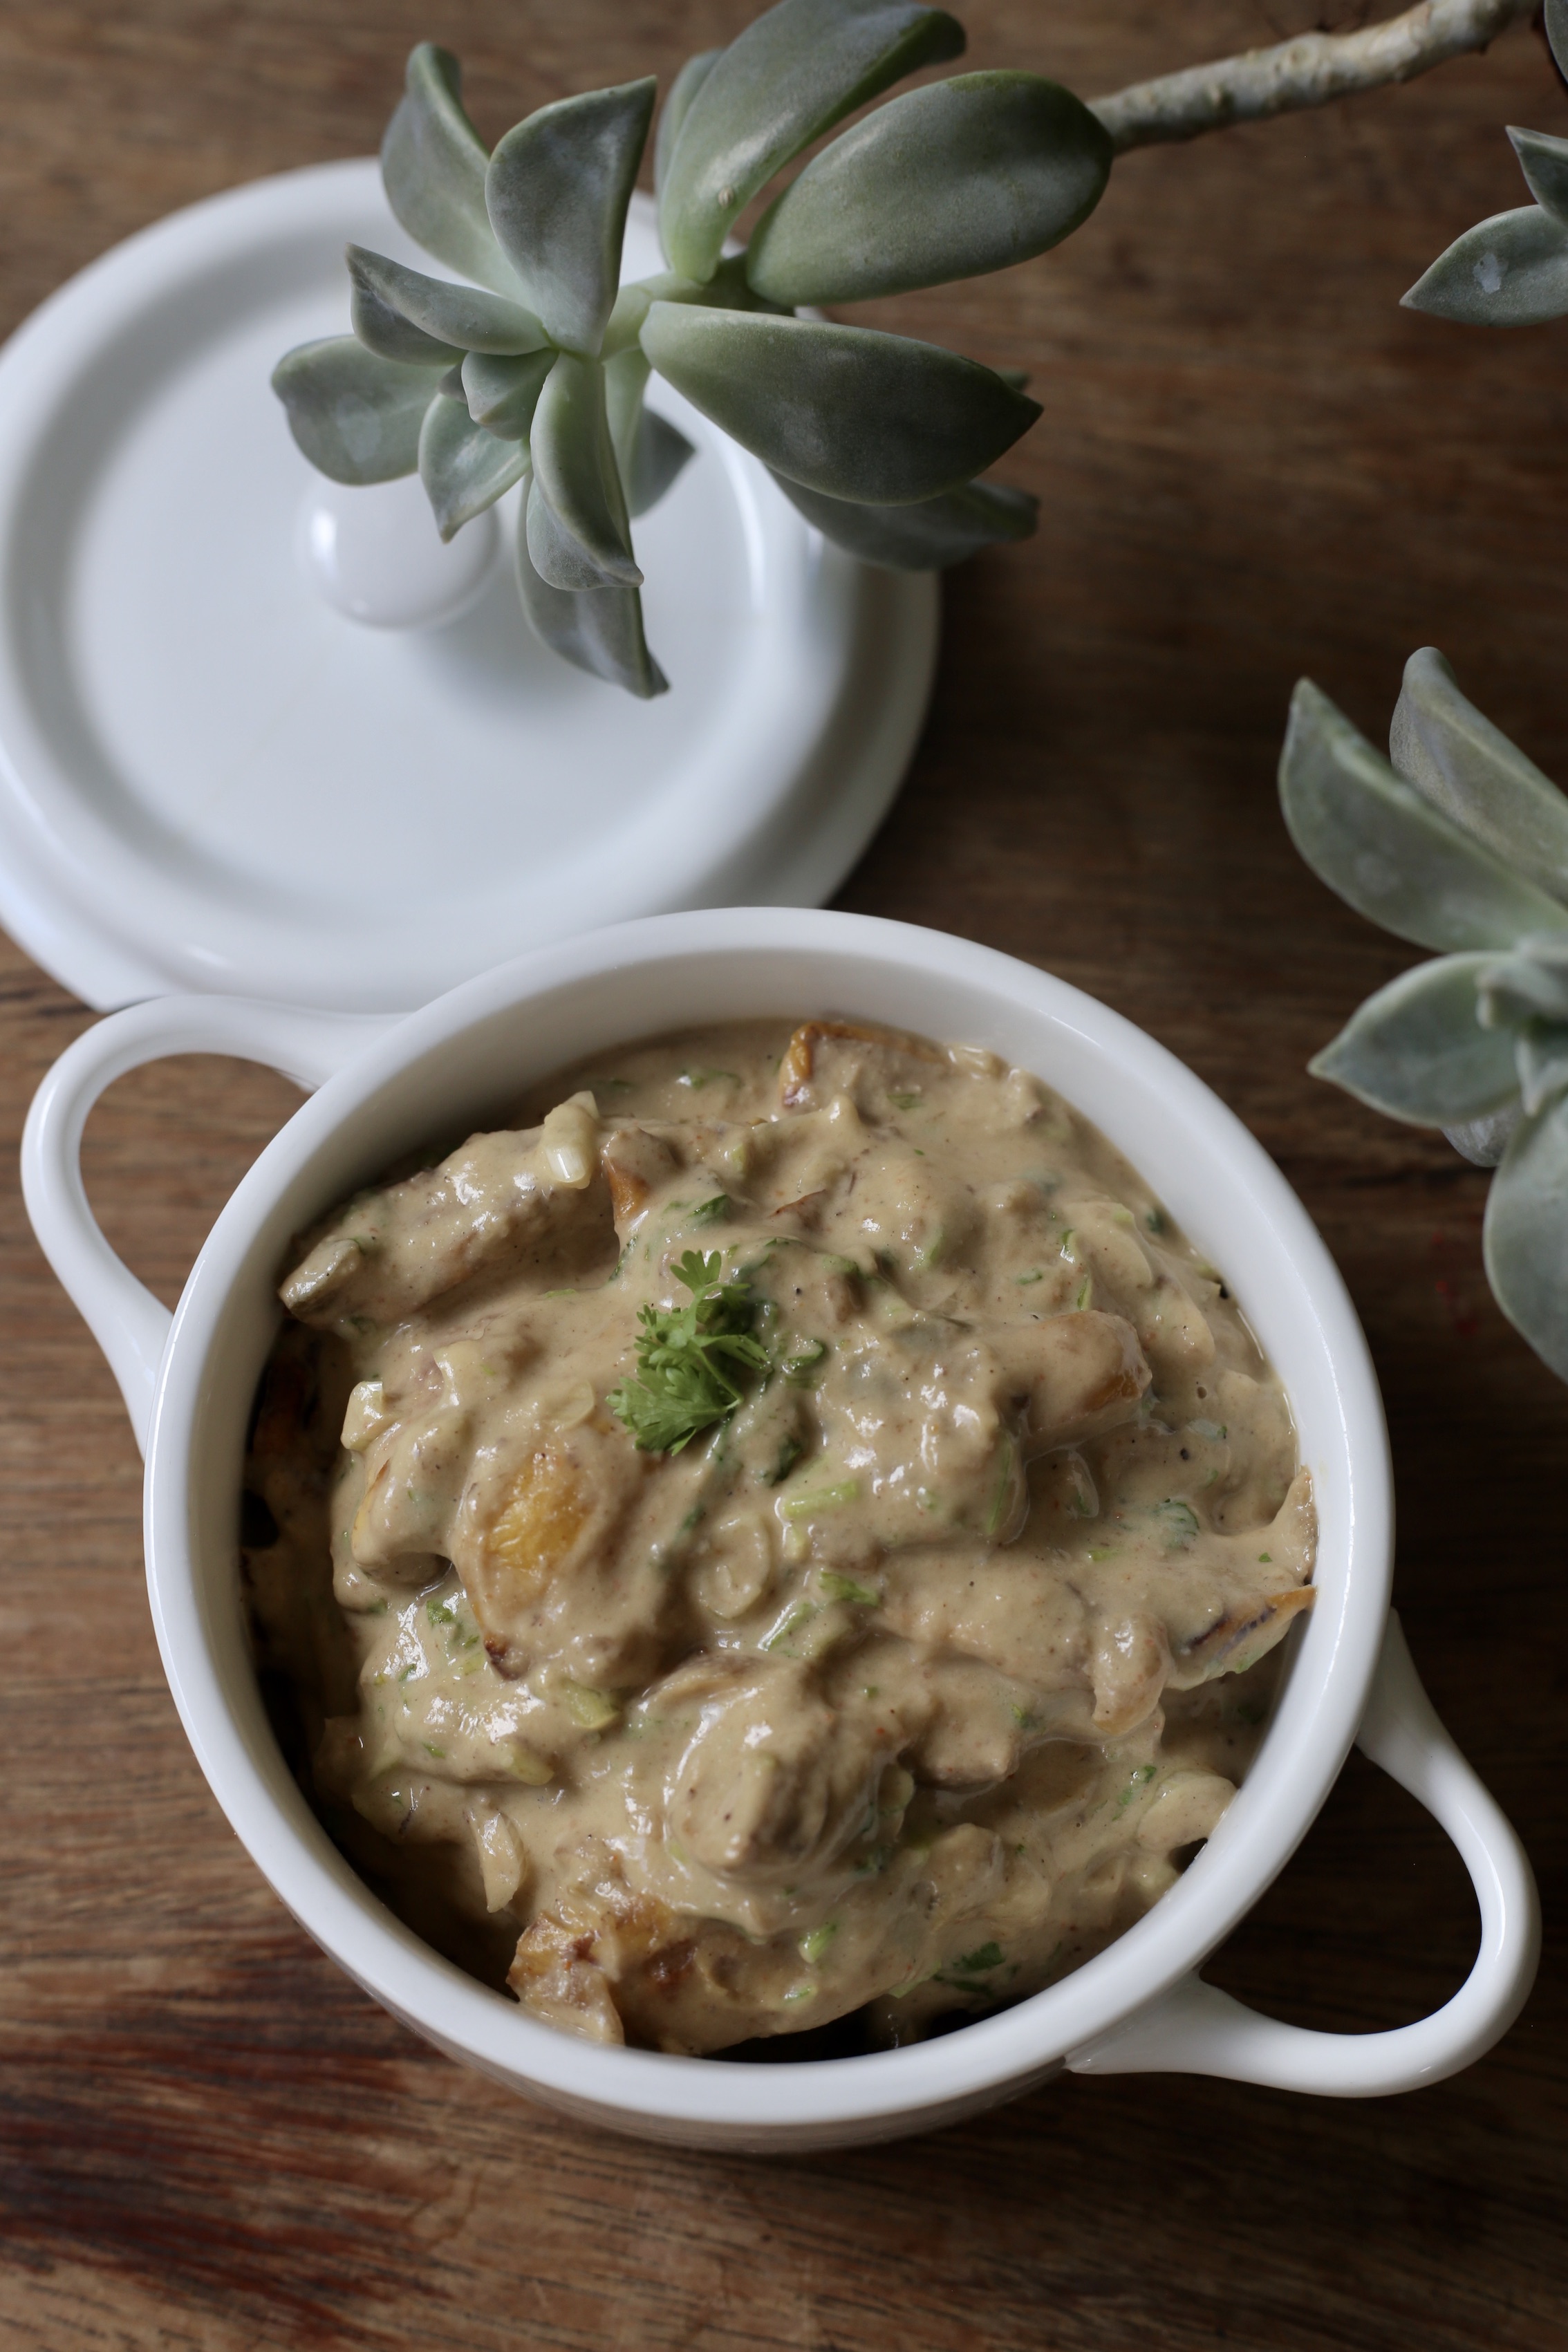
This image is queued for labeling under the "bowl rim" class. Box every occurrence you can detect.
[143,906,1392,2135]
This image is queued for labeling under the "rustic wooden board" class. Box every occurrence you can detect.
[1,4,1564,2346]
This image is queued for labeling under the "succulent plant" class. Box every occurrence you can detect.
[1280,651,1568,1382]
[1403,0,1568,324]
[272,0,1117,696]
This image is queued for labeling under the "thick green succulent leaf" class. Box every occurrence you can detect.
[272,337,444,484]
[601,259,762,358]
[1477,937,1568,1028]
[628,408,696,517]
[382,46,516,298]
[1509,126,1568,229]
[658,0,966,283]
[769,469,1036,568]
[641,306,1040,503]
[745,72,1111,306]
[461,348,556,440]
[487,80,656,357]
[1548,0,1568,80]
[526,354,639,588]
[515,485,667,698]
[1445,1105,1521,1167]
[1279,680,1568,954]
[1516,1022,1568,1116]
[347,247,548,357]
[1402,203,1568,326]
[606,349,696,516]
[1308,954,1520,1126]
[655,51,720,210]
[348,270,463,367]
[418,392,529,538]
[1390,648,1568,906]
[1484,1090,1568,1381]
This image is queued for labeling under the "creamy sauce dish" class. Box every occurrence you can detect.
[244,1020,1316,2054]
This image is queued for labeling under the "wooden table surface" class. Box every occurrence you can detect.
[2,3,1565,2345]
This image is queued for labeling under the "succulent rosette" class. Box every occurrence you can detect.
[272,0,1113,694]
[1280,651,1568,1382]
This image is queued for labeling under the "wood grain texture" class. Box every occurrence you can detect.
[1,3,1565,2345]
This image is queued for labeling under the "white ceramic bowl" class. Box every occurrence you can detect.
[22,908,1539,2151]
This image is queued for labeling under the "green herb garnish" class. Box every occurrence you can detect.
[781,1337,828,1385]
[608,1251,769,1454]
[819,1571,881,1607]
[760,1435,805,1486]
[780,1479,861,1520]
[688,1193,731,1227]
[1152,1497,1200,1549]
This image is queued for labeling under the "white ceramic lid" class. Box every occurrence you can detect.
[0,162,938,1012]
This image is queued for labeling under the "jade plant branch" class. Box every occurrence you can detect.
[272,0,1547,702]
[1093,0,1536,154]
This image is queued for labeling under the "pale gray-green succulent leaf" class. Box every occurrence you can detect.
[418,392,529,539]
[382,45,518,298]
[604,346,698,517]
[526,354,640,588]
[525,478,604,592]
[745,72,1111,306]
[658,0,966,283]
[1390,647,1568,905]
[1547,0,1568,80]
[1509,126,1568,229]
[1516,1021,1568,1117]
[1307,954,1520,1126]
[1446,1105,1521,1166]
[348,270,464,367]
[347,247,549,357]
[461,348,557,440]
[602,259,763,358]
[655,51,721,214]
[1279,680,1568,953]
[641,306,1040,503]
[272,337,445,484]
[606,346,653,479]
[628,408,697,516]
[769,469,1036,568]
[515,484,668,698]
[487,80,656,357]
[1477,935,1568,1028]
[1401,203,1568,326]
[1484,1090,1568,1379]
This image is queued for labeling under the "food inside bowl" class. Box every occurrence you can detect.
[243,1019,1316,2054]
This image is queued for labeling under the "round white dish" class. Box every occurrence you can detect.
[21,908,1539,2149]
[0,166,937,1014]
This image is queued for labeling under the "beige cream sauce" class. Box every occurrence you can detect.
[243,1019,1315,2054]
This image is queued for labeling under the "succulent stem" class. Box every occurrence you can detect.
[1092,0,1535,155]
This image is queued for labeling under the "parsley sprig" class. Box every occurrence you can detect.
[610,1251,769,1454]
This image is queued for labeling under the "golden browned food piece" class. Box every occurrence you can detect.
[453,1428,646,1674]
[991,1309,1152,1451]
[778,1018,943,1109]
[282,1123,615,1331]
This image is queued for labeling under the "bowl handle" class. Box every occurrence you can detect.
[21,996,395,1457]
[1067,1613,1540,2096]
